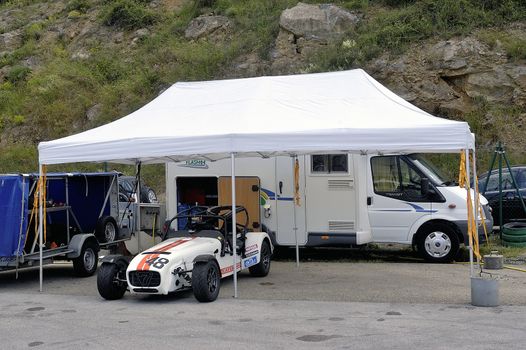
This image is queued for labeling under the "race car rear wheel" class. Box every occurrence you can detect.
[192,261,220,302]
[97,263,127,300]
[249,240,271,277]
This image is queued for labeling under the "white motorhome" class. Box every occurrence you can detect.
[166,154,492,263]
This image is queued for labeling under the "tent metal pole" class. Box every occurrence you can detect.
[472,149,480,269]
[231,153,238,298]
[38,163,43,292]
[292,156,299,268]
[136,161,142,252]
[465,149,474,277]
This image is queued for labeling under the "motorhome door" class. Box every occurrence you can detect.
[218,177,261,230]
[367,155,432,242]
[274,157,306,245]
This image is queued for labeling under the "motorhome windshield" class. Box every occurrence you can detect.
[408,154,450,186]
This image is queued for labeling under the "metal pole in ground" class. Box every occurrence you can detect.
[465,149,474,278]
[230,153,238,298]
[38,163,44,292]
[292,156,299,268]
[498,145,503,236]
[472,149,480,269]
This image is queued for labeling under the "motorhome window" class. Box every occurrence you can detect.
[400,158,422,194]
[371,156,399,192]
[311,154,348,173]
[408,154,448,185]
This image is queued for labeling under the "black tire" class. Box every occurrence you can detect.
[416,223,460,263]
[97,263,127,300]
[502,222,526,236]
[73,241,98,277]
[503,240,526,247]
[96,216,118,243]
[502,232,526,243]
[146,189,157,203]
[249,240,271,277]
[192,261,220,302]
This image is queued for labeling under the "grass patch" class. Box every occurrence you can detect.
[0,143,38,173]
[311,0,526,71]
[480,234,526,259]
[478,29,526,60]
[65,0,91,14]
[5,65,31,84]
[101,0,158,30]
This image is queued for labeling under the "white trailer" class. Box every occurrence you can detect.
[166,153,493,263]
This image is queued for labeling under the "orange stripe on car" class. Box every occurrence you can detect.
[137,238,195,271]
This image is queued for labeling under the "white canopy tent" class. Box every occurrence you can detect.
[38,69,477,294]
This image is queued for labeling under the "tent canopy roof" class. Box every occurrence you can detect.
[38,69,474,165]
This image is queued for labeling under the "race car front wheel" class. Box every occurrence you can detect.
[97,263,127,300]
[192,261,220,302]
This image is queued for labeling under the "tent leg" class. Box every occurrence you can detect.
[292,156,299,268]
[231,153,238,299]
[472,149,480,270]
[465,149,474,278]
[38,163,44,292]
[136,161,142,251]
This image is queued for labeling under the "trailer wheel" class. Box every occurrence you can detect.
[97,263,127,300]
[73,241,98,276]
[416,223,459,263]
[249,240,271,277]
[192,261,220,302]
[96,216,118,243]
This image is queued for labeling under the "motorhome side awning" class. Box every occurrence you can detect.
[38,69,474,165]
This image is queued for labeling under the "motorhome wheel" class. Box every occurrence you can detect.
[416,223,459,263]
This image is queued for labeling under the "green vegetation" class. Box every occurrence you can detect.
[5,65,31,83]
[100,0,158,29]
[478,29,526,60]
[480,235,526,260]
[0,0,525,193]
[65,0,90,13]
[311,0,526,70]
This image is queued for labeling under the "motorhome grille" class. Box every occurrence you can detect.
[129,271,161,287]
[328,221,355,231]
[328,179,353,190]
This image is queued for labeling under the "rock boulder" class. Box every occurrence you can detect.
[280,2,360,41]
[184,15,232,40]
[271,2,360,74]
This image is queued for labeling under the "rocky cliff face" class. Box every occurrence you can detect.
[367,24,526,117]
[1,1,525,163]
[220,2,526,153]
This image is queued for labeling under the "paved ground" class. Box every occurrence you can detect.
[2,260,525,305]
[1,290,526,349]
[1,252,526,349]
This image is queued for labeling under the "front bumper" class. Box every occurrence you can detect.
[455,206,494,244]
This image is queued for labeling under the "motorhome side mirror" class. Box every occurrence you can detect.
[421,178,430,196]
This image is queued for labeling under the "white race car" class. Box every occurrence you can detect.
[97,206,273,302]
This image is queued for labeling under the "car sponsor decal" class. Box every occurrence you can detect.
[243,256,258,268]
[136,238,195,271]
[245,244,258,253]
[246,250,259,258]
[220,262,241,275]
